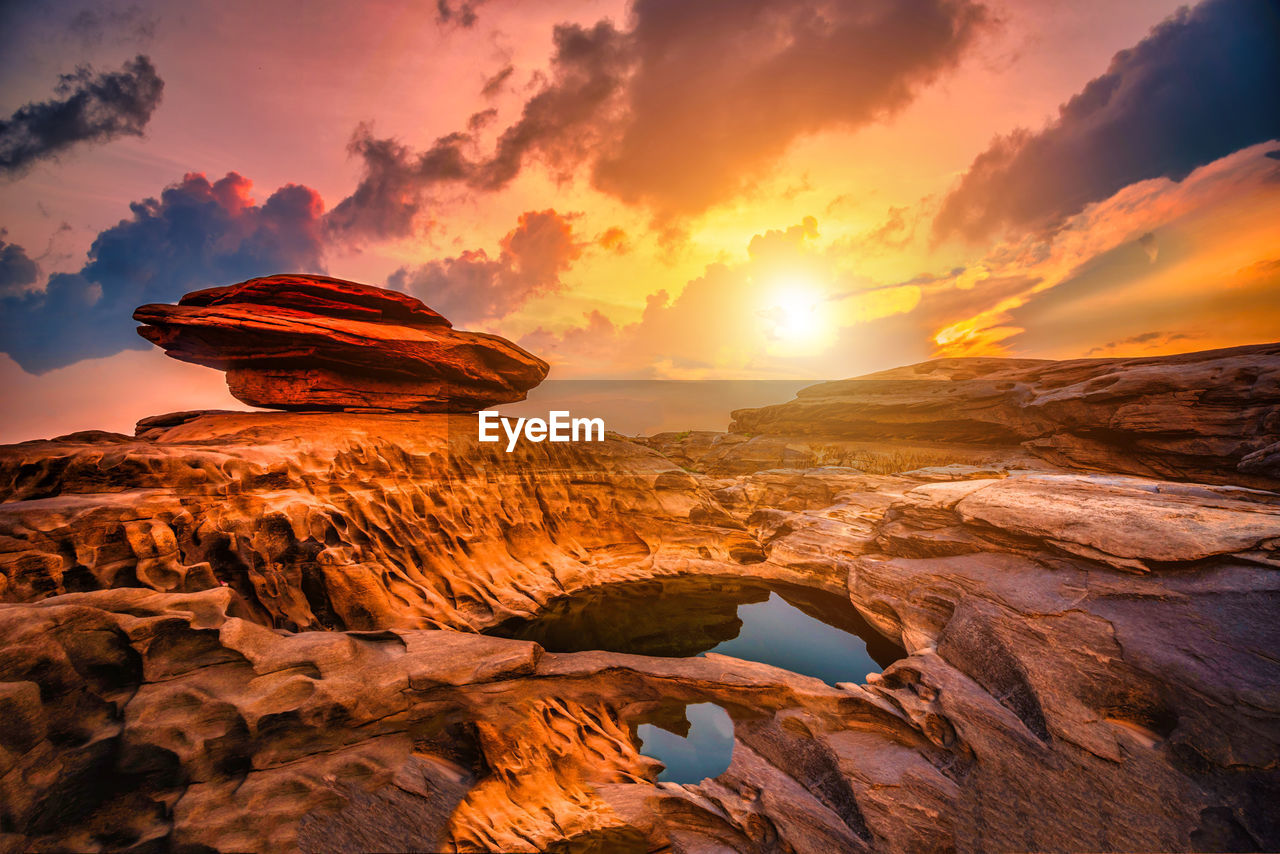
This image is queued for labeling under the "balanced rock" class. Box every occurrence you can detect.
[133,273,549,412]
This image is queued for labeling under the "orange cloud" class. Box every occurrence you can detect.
[388,209,583,325]
[519,215,931,378]
[930,143,1280,358]
[328,0,990,233]
[596,227,629,254]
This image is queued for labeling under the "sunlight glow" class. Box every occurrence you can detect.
[767,278,824,343]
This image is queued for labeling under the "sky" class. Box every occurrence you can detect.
[1,0,1278,441]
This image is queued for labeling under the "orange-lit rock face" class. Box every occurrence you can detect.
[133,274,550,413]
[2,346,1279,853]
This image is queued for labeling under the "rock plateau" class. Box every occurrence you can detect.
[1,336,1278,853]
[730,342,1280,488]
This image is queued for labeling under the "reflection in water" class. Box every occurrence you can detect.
[635,702,735,784]
[708,592,889,685]
[489,578,902,684]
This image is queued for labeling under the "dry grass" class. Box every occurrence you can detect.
[808,442,998,474]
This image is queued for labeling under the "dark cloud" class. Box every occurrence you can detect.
[0,172,325,372]
[329,0,985,238]
[466,108,498,133]
[1138,231,1158,263]
[0,234,39,297]
[323,125,457,241]
[387,209,581,325]
[435,0,487,29]
[935,0,1280,240]
[0,54,164,177]
[1085,331,1195,356]
[481,64,515,98]
[327,22,625,242]
[68,4,156,47]
[592,0,988,214]
[480,21,629,189]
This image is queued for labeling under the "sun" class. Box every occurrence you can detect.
[766,278,824,342]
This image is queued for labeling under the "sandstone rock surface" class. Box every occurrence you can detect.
[2,345,1279,852]
[133,274,549,413]
[846,472,1280,852]
[0,411,781,630]
[730,342,1280,487]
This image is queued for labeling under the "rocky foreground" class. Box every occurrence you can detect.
[1,344,1279,852]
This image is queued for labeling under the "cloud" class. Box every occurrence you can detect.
[0,54,164,177]
[0,172,326,372]
[328,0,987,238]
[590,0,988,215]
[1085,331,1195,357]
[519,215,936,379]
[324,125,453,242]
[1137,232,1158,264]
[67,4,157,47]
[519,308,620,368]
[934,0,1280,240]
[435,0,487,28]
[388,209,582,325]
[327,22,626,242]
[596,226,630,254]
[929,142,1280,358]
[0,234,39,296]
[481,64,515,98]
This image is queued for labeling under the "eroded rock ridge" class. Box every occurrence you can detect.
[730,342,1280,487]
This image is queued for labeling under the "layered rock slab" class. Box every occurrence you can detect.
[3,406,1279,851]
[729,342,1280,487]
[846,472,1280,852]
[133,274,549,412]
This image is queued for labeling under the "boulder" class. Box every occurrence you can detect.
[133,273,549,413]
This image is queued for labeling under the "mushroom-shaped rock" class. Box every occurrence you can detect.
[133,274,549,412]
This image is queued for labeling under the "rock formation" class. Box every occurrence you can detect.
[730,342,1280,488]
[0,411,771,632]
[133,274,549,413]
[2,343,1278,852]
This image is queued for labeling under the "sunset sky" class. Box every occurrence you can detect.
[1,0,1278,441]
